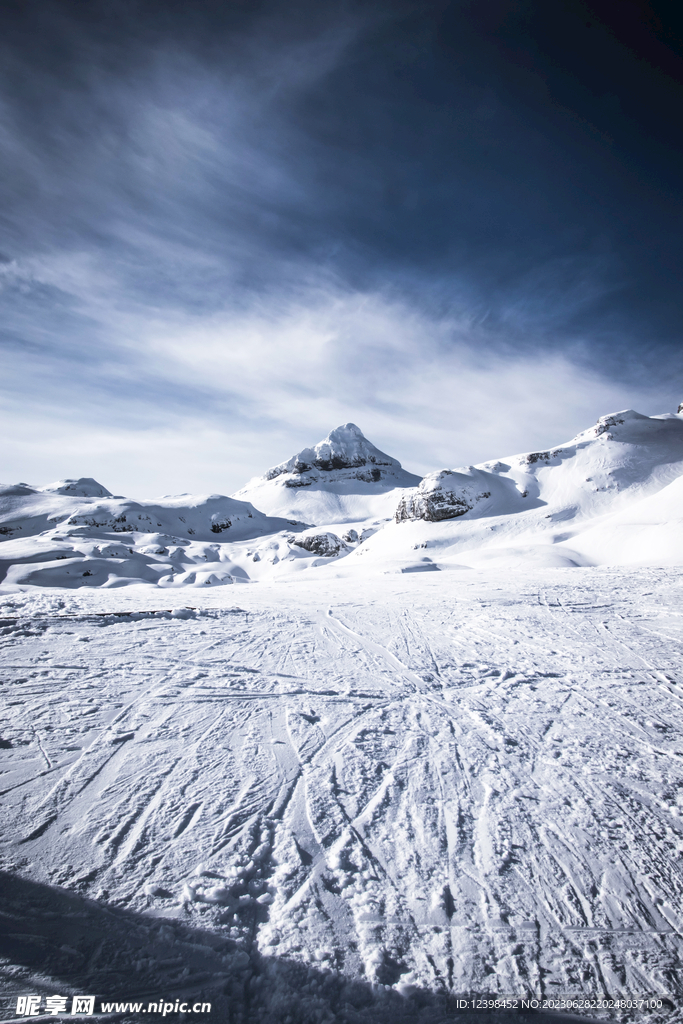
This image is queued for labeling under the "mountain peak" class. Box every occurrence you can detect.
[232,424,421,524]
[263,424,405,481]
[327,422,365,441]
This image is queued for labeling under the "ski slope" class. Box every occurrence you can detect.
[2,408,683,1021]
[2,567,683,1021]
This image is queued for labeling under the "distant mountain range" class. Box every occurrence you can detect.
[1,408,682,587]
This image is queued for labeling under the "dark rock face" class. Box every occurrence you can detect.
[293,532,348,557]
[210,517,231,533]
[593,415,626,437]
[521,449,564,465]
[314,454,368,472]
[355,468,382,483]
[265,445,387,480]
[66,511,135,532]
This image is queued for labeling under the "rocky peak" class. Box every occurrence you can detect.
[264,423,406,482]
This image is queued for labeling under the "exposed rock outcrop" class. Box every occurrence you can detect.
[293,531,349,557]
[395,470,491,523]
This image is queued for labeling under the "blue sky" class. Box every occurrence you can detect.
[2,0,682,496]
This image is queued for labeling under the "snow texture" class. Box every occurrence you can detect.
[1,569,683,1022]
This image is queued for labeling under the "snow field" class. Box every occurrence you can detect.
[2,567,683,1021]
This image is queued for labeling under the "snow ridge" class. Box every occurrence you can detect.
[396,409,683,525]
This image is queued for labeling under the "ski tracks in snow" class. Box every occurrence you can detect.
[2,567,683,1008]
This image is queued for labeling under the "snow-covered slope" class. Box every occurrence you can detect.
[0,483,303,588]
[4,568,683,1016]
[354,409,683,571]
[397,410,683,524]
[566,469,683,567]
[39,477,115,497]
[233,422,421,525]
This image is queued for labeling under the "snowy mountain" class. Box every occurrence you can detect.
[0,407,682,587]
[396,410,683,524]
[233,422,421,525]
[357,409,683,571]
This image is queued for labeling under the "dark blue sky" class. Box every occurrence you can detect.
[2,0,682,493]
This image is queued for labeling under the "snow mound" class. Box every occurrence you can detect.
[0,483,38,497]
[39,477,113,497]
[234,424,421,525]
[58,493,279,541]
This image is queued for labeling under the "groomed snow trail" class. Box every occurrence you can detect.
[2,567,683,1021]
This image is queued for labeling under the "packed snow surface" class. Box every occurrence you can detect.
[1,568,683,1022]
